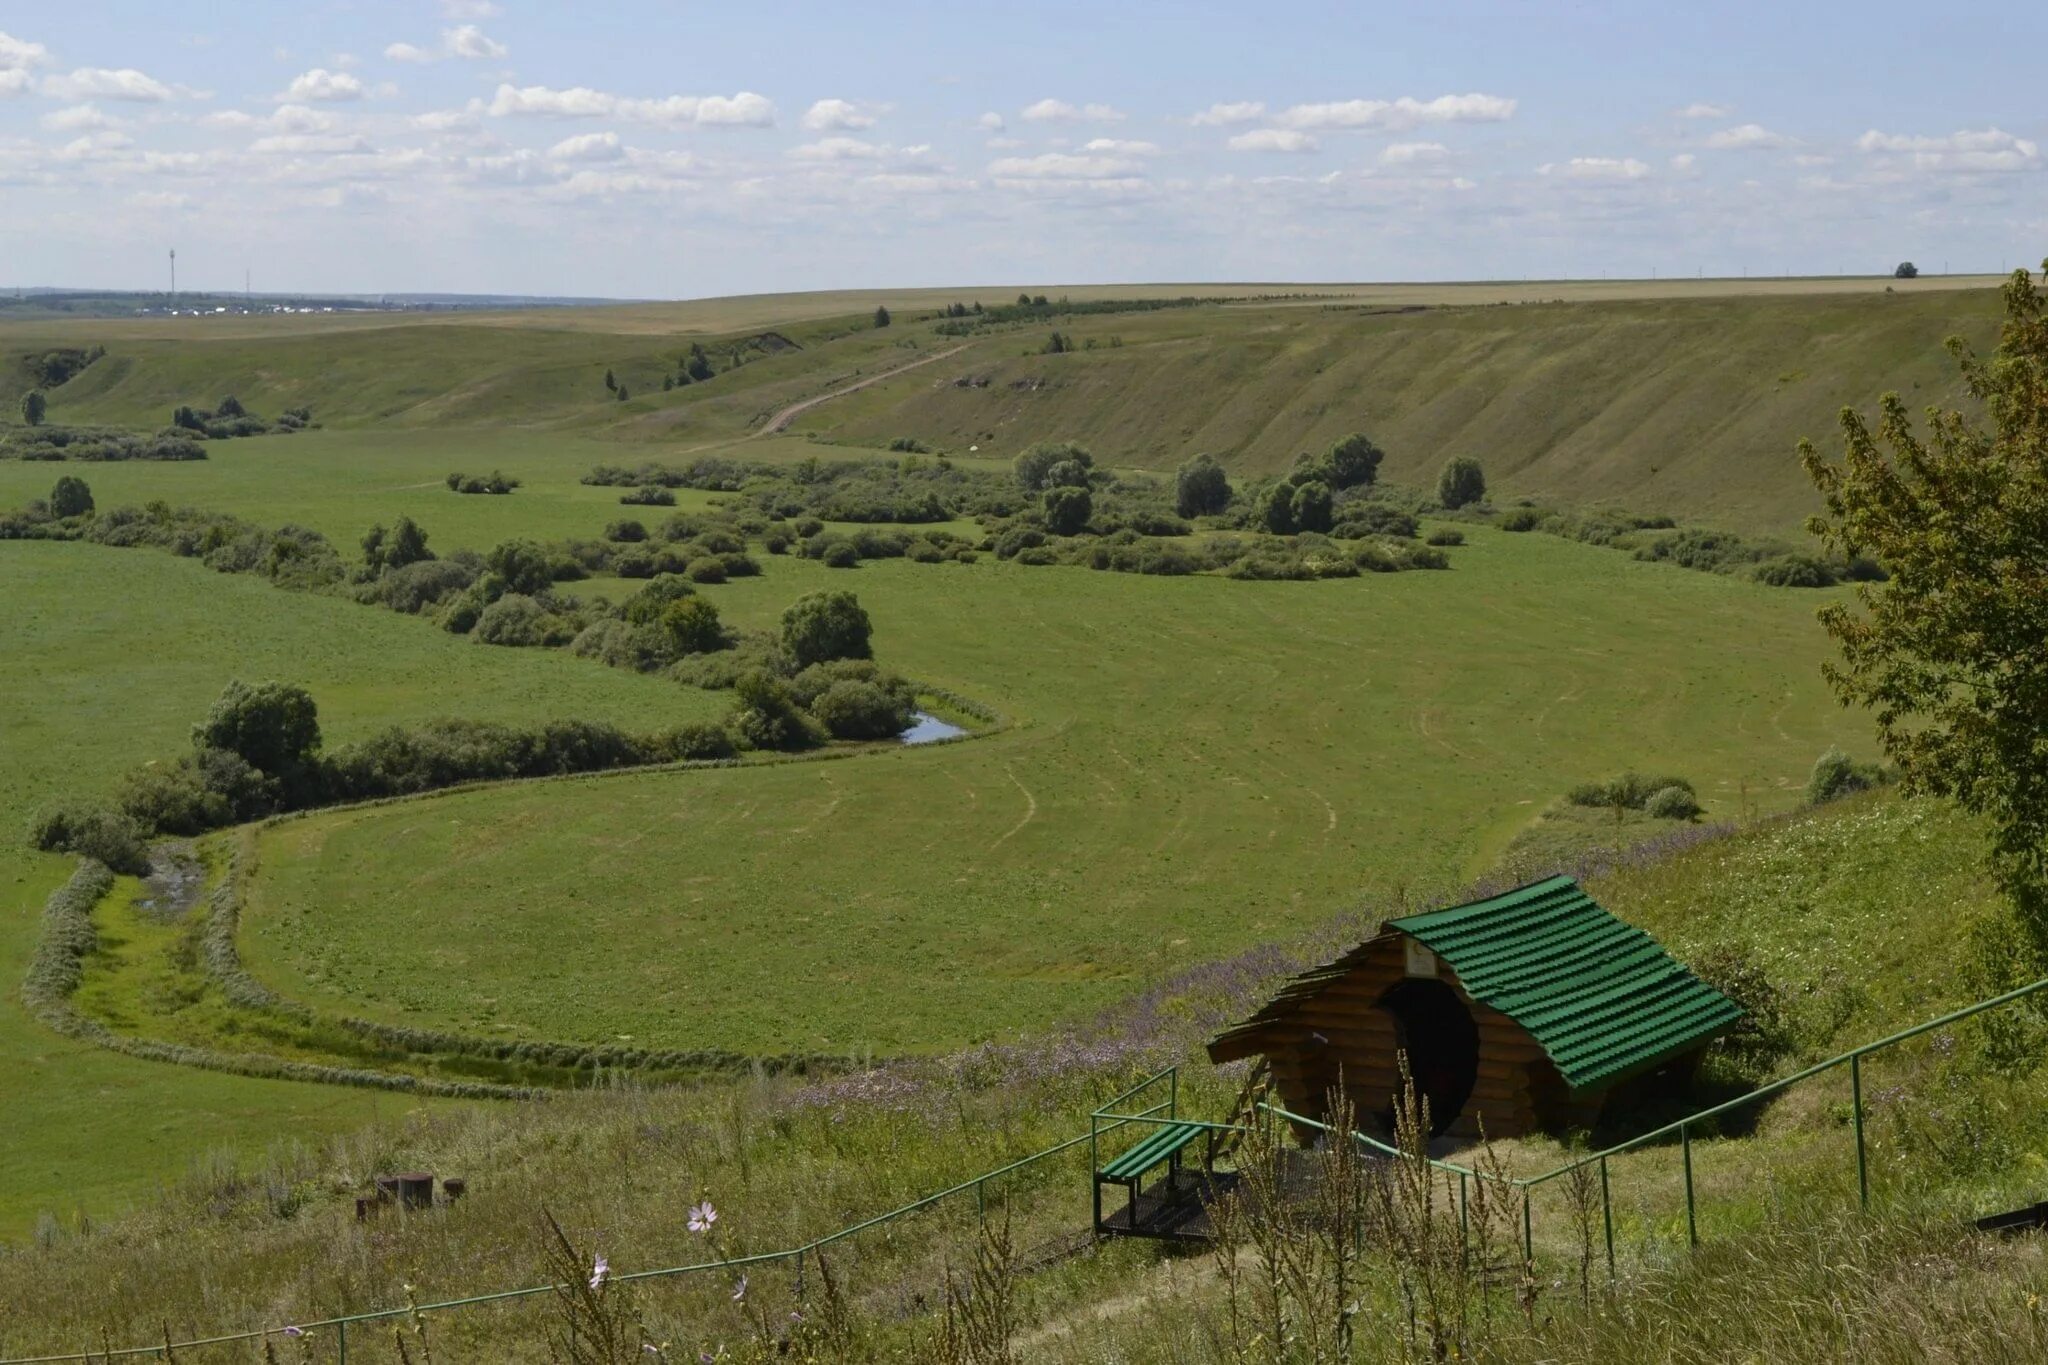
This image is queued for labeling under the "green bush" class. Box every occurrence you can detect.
[1043,485,1092,535]
[605,519,647,543]
[28,805,150,875]
[49,475,94,519]
[1332,504,1418,539]
[1753,554,1839,588]
[649,721,738,762]
[661,596,725,655]
[1498,507,1549,532]
[1289,480,1334,534]
[471,594,579,647]
[1437,456,1487,509]
[782,590,874,667]
[1321,433,1385,490]
[486,539,555,595]
[822,541,859,569]
[1808,747,1883,805]
[1014,441,1092,491]
[731,671,822,750]
[686,557,728,584]
[810,680,916,740]
[621,573,695,625]
[1425,527,1465,546]
[193,680,320,777]
[1689,942,1797,1080]
[1175,454,1232,517]
[1645,784,1704,820]
[1568,772,1696,810]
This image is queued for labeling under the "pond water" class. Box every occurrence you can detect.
[899,711,969,745]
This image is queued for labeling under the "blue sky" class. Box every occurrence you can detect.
[2,1,2044,297]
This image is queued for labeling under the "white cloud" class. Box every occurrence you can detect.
[975,111,1004,132]
[281,68,364,102]
[1191,100,1264,127]
[267,104,331,133]
[1381,141,1448,165]
[1274,93,1515,132]
[1539,156,1651,180]
[1227,128,1317,154]
[0,68,28,97]
[988,151,1142,178]
[548,130,623,161]
[1670,152,1697,171]
[441,0,501,16]
[385,42,435,63]
[803,98,876,131]
[1674,102,1730,119]
[41,103,119,132]
[250,132,372,155]
[488,83,775,128]
[44,67,178,102]
[411,104,482,132]
[1856,126,2041,172]
[443,25,507,60]
[789,136,883,161]
[1021,98,1125,123]
[1704,122,1791,150]
[1079,137,1161,156]
[0,29,51,71]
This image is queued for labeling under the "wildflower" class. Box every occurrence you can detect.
[687,1200,718,1233]
[731,1275,747,1302]
[283,1327,304,1338]
[590,1253,610,1290]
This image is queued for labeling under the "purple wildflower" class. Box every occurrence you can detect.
[589,1253,610,1291]
[687,1200,718,1233]
[731,1275,747,1302]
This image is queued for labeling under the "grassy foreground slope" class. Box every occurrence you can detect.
[0,543,707,1235]
[2,790,2036,1362]
[3,280,2004,535]
[239,528,1871,1056]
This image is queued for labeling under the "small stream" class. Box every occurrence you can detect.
[899,712,969,745]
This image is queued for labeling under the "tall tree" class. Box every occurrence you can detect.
[1801,261,2048,955]
[20,389,46,427]
[873,304,892,328]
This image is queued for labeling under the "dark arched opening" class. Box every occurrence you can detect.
[1377,977,1480,1136]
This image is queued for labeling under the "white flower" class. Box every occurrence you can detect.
[589,1252,610,1290]
[687,1200,718,1233]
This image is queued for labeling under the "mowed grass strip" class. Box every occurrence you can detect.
[0,542,705,1235]
[240,528,1873,1056]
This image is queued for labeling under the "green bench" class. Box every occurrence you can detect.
[1093,1120,1214,1236]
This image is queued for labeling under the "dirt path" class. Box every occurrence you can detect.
[755,342,970,436]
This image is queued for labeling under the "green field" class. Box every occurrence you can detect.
[232,529,1870,1056]
[0,277,2003,1242]
[4,279,2005,537]
[0,543,705,1233]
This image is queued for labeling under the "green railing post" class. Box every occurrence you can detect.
[1599,1155,1614,1276]
[795,1246,805,1298]
[1521,1189,1533,1267]
[337,1319,346,1364]
[1681,1122,1697,1249]
[1851,1052,1868,1211]
[1169,1066,1178,1121]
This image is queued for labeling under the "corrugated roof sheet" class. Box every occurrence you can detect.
[1388,875,1743,1091]
[1208,876,1742,1092]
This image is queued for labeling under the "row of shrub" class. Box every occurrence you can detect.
[1490,504,1885,588]
[1567,771,1704,820]
[0,424,206,462]
[446,470,519,495]
[169,396,310,440]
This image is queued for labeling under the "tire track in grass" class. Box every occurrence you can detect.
[990,763,1039,849]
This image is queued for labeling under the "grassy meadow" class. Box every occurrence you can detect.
[0,272,2019,1325]
[230,528,1871,1057]
[0,543,704,1233]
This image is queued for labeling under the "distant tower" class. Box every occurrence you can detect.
[169,248,177,298]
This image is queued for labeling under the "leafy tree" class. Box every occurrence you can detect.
[1044,458,1091,489]
[49,475,93,519]
[685,347,715,383]
[360,523,390,572]
[663,375,674,391]
[732,670,819,750]
[1016,292,1032,306]
[781,589,874,668]
[604,367,617,392]
[386,515,431,569]
[486,539,555,596]
[1032,294,1048,306]
[192,680,321,776]
[1437,456,1487,509]
[1290,479,1334,534]
[172,405,203,431]
[20,389,46,427]
[1014,440,1092,491]
[1800,261,2048,953]
[1894,261,1919,279]
[622,573,696,626]
[1257,483,1297,535]
[616,384,630,402]
[216,395,245,418]
[1175,454,1233,517]
[1323,432,1385,490]
[661,596,724,655]
[1043,485,1092,535]
[874,304,892,328]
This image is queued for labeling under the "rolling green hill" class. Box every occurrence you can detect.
[2,280,2005,535]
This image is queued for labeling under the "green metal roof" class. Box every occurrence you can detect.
[1388,875,1743,1092]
